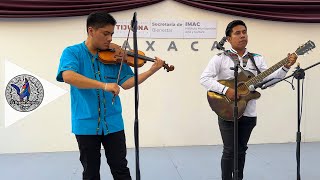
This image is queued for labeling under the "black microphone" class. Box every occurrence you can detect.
[248,78,274,91]
[214,37,227,50]
[293,62,304,79]
[131,12,137,29]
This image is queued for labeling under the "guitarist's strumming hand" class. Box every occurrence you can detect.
[284,53,297,69]
[225,88,240,101]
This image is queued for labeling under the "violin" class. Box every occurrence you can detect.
[98,43,174,72]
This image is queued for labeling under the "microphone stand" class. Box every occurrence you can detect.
[230,57,240,180]
[262,61,320,180]
[228,53,250,180]
[131,12,141,180]
[231,56,240,180]
[216,43,248,180]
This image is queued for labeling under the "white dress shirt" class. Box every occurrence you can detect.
[200,48,289,117]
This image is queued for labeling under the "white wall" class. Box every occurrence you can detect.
[0,0,319,153]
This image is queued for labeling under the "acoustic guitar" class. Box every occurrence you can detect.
[207,40,315,121]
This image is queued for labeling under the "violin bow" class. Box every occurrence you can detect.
[111,26,131,105]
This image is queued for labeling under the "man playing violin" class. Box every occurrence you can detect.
[200,20,297,180]
[56,11,164,180]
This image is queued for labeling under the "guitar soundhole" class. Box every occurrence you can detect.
[238,83,249,95]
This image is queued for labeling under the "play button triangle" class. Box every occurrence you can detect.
[4,60,68,127]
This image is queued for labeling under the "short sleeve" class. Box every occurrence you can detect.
[118,64,134,85]
[56,47,80,82]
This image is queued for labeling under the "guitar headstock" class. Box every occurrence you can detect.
[295,40,316,56]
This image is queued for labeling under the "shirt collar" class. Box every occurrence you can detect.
[82,41,98,58]
[229,47,249,58]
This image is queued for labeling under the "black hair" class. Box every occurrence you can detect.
[225,20,247,37]
[86,11,117,33]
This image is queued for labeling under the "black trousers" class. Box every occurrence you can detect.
[76,130,131,180]
[218,116,257,180]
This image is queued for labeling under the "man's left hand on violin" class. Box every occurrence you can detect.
[149,57,165,73]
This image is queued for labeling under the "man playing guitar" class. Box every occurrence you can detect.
[200,20,297,180]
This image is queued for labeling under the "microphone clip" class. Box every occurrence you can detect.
[293,63,305,80]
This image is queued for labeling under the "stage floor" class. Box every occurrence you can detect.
[0,142,319,180]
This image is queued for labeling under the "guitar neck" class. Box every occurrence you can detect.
[245,56,290,87]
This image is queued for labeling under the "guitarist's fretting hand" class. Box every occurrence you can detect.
[225,88,240,101]
[284,53,298,69]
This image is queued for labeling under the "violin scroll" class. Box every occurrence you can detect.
[163,62,174,72]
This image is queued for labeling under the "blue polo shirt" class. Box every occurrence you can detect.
[56,42,134,135]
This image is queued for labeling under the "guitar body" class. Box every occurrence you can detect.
[207,70,261,121]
